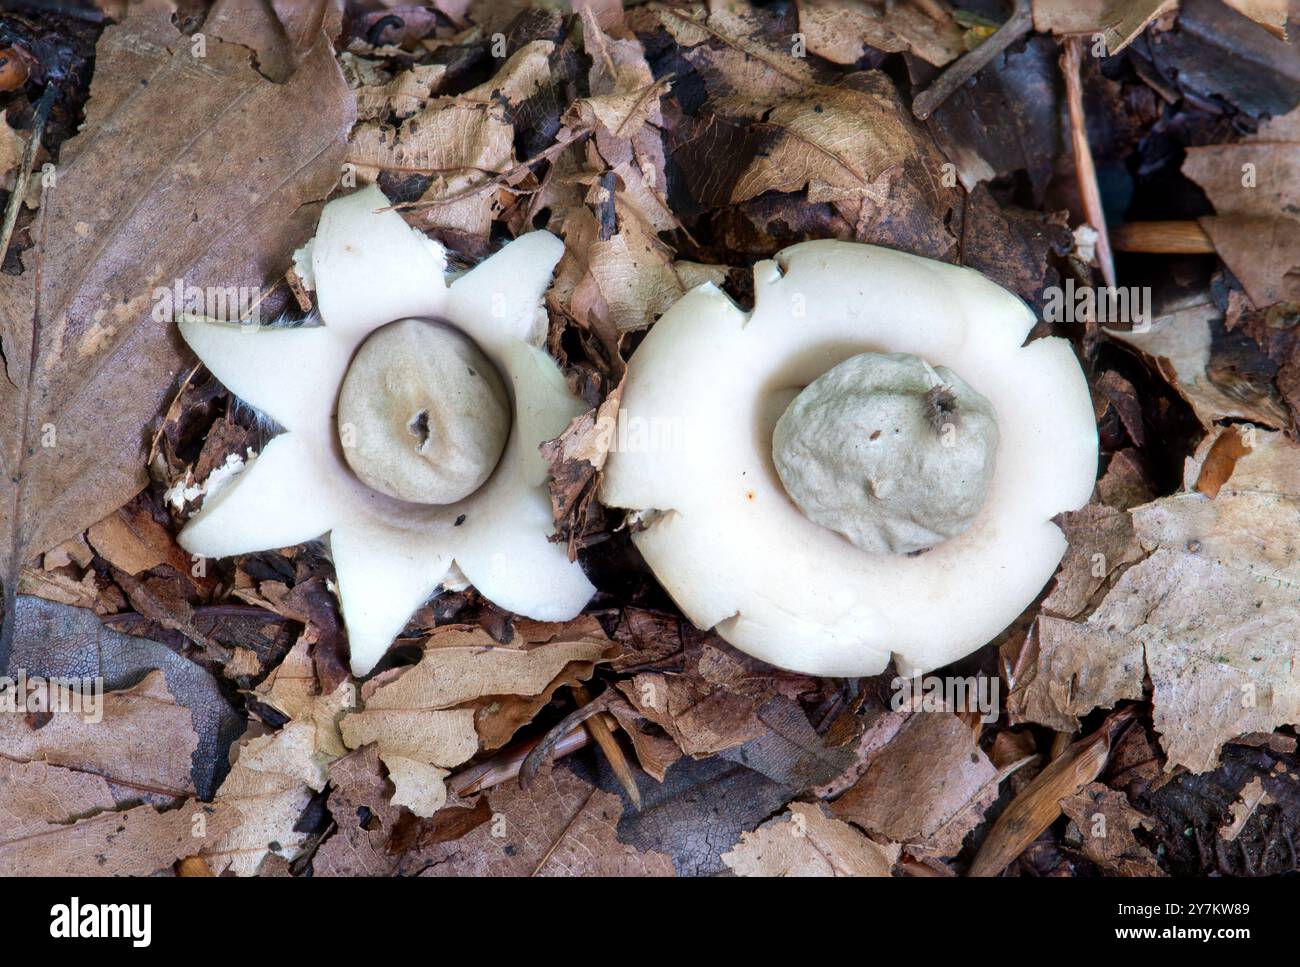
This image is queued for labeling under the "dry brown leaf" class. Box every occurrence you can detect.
[969,709,1134,876]
[0,7,352,653]
[723,801,901,877]
[340,623,616,793]
[1032,0,1178,54]
[0,776,233,877]
[0,669,197,800]
[1040,503,1143,619]
[254,634,353,761]
[830,712,1008,859]
[1182,107,1300,308]
[313,744,402,876]
[382,754,451,818]
[417,764,675,876]
[202,721,325,876]
[345,57,446,120]
[348,41,554,243]
[730,73,960,259]
[798,0,963,67]
[1220,0,1289,38]
[1107,296,1289,428]
[86,500,190,577]
[1016,428,1300,771]
[651,3,815,116]
[1061,782,1165,875]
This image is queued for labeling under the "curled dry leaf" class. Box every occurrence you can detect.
[1107,295,1290,429]
[969,709,1134,876]
[202,720,327,876]
[723,801,901,877]
[1032,0,1178,55]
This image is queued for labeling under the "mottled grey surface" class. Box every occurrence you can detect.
[7,595,242,799]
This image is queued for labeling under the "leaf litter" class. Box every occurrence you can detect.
[0,0,1297,877]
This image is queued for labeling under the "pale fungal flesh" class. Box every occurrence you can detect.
[177,184,594,675]
[772,351,999,556]
[600,240,1098,678]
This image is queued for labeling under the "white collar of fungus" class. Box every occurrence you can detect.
[176,184,594,675]
[600,240,1098,677]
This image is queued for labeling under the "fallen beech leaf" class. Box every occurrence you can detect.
[339,622,616,800]
[0,669,197,800]
[723,801,901,877]
[254,634,353,761]
[382,754,450,818]
[1040,502,1143,619]
[607,696,683,781]
[831,712,1013,859]
[348,42,552,245]
[1220,0,1289,38]
[86,498,190,577]
[0,7,353,658]
[349,60,446,121]
[1107,296,1289,428]
[798,0,963,67]
[1182,107,1300,308]
[1061,782,1165,875]
[649,3,816,116]
[416,763,675,876]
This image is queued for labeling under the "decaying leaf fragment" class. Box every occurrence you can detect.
[723,801,900,877]
[1061,782,1165,875]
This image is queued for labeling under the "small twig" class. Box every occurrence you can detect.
[572,683,641,810]
[0,82,56,266]
[1060,37,1116,288]
[448,717,610,797]
[1110,220,1215,254]
[519,689,617,788]
[911,0,1032,120]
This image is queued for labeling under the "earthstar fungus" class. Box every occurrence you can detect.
[177,185,594,675]
[601,241,1098,677]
